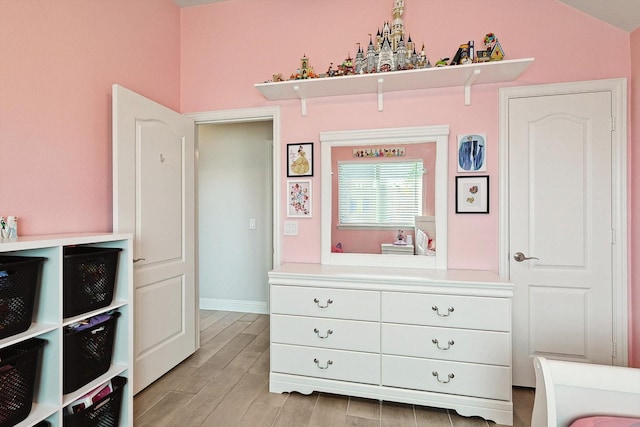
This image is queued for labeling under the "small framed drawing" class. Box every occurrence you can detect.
[287,179,312,218]
[456,175,489,214]
[287,142,313,177]
[457,134,486,172]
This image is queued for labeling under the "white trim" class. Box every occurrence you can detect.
[320,125,448,270]
[199,297,268,314]
[185,106,282,269]
[498,78,628,366]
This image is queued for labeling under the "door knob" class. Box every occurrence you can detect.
[513,252,539,262]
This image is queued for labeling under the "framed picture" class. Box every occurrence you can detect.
[456,175,489,214]
[457,134,486,172]
[287,179,312,218]
[287,142,314,177]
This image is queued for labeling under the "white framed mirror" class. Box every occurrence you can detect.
[320,125,449,269]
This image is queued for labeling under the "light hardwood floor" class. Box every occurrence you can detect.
[134,311,534,427]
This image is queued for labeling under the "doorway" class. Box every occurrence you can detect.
[498,79,628,387]
[198,121,273,313]
[188,107,282,315]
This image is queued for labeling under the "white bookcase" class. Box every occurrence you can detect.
[0,233,132,427]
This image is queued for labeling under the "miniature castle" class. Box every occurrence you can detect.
[354,0,430,74]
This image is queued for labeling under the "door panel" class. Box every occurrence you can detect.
[139,123,184,263]
[113,84,197,394]
[509,91,613,386]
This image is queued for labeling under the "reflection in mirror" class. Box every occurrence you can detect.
[331,143,436,255]
[320,126,449,270]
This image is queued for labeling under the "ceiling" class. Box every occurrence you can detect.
[557,0,640,32]
[173,0,640,33]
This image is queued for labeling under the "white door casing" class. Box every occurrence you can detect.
[187,107,282,275]
[499,79,628,387]
[113,84,197,394]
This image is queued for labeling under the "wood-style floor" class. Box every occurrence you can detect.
[134,311,534,427]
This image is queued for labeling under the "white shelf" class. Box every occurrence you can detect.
[255,58,534,115]
[0,233,133,427]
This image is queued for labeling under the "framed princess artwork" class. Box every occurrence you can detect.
[455,175,489,214]
[287,143,314,177]
[287,179,312,218]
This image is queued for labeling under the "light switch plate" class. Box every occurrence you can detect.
[284,221,298,236]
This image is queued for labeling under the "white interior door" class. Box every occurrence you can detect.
[113,84,197,394]
[508,91,614,387]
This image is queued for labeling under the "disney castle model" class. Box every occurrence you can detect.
[354,0,430,74]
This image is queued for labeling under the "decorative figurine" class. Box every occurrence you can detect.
[0,216,6,238]
[290,55,318,80]
[266,3,513,82]
[394,229,406,245]
[482,32,505,61]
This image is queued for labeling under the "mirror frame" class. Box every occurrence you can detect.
[320,125,449,269]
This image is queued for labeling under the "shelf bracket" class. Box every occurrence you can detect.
[377,78,384,112]
[293,85,307,116]
[463,69,481,106]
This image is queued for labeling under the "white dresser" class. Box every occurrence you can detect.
[268,263,514,426]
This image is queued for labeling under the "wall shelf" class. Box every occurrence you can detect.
[255,58,534,115]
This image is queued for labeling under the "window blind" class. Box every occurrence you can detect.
[337,160,423,227]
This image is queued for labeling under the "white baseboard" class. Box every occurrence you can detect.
[199,297,268,314]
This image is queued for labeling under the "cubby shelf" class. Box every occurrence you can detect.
[1,233,132,427]
[255,57,534,115]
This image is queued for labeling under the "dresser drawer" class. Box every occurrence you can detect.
[381,323,510,366]
[272,315,380,353]
[271,285,380,321]
[381,292,510,331]
[271,343,380,385]
[381,355,511,401]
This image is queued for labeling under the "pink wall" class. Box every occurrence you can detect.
[181,0,631,270]
[0,0,636,365]
[630,27,640,367]
[181,0,637,365]
[0,0,181,235]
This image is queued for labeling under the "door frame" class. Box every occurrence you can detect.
[498,79,628,366]
[186,107,282,301]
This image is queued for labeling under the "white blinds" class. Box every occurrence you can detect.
[337,160,423,227]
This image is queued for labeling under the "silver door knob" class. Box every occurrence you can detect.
[513,252,539,262]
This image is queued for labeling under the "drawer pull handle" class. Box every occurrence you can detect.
[313,328,333,339]
[431,339,455,350]
[314,358,333,369]
[432,371,455,384]
[313,298,333,308]
[432,305,454,317]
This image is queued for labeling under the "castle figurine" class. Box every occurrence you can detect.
[290,55,318,80]
[353,0,430,73]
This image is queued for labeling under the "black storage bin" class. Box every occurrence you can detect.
[63,247,121,318]
[0,338,46,427]
[63,312,120,394]
[64,376,127,427]
[0,256,46,339]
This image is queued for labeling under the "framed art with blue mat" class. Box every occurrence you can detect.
[457,134,486,172]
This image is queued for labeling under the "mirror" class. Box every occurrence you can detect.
[320,125,448,269]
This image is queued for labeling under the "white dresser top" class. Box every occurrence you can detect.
[269,263,513,297]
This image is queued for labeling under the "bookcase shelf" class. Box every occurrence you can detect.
[1,233,132,427]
